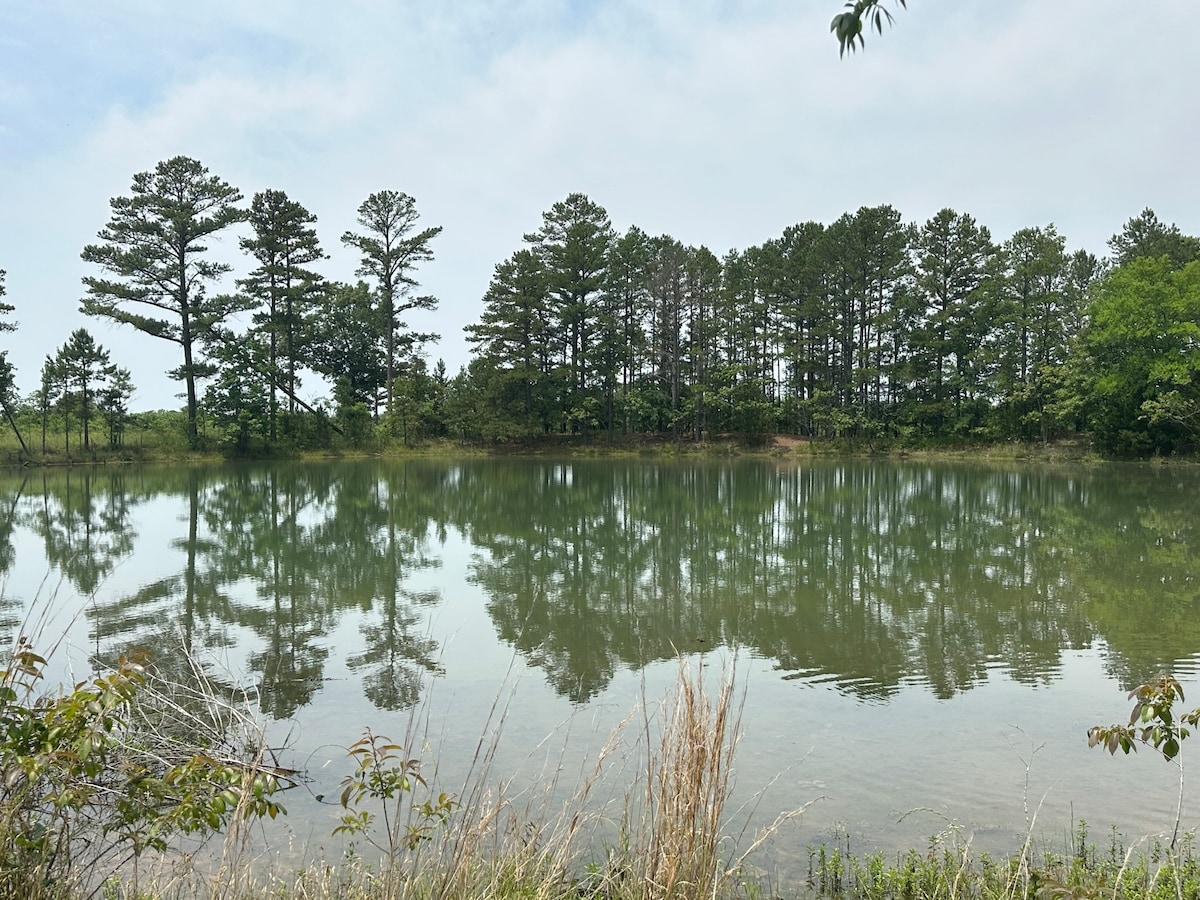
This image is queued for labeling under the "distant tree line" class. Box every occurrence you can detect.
[464,197,1200,456]
[1,154,1198,458]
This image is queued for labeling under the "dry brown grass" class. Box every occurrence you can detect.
[633,658,741,899]
[93,656,807,900]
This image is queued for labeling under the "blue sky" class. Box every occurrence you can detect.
[2,1,1197,410]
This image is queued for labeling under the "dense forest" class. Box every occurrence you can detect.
[2,155,1199,459]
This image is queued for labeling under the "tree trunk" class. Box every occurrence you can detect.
[1,396,29,457]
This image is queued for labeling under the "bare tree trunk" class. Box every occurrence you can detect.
[1,396,29,457]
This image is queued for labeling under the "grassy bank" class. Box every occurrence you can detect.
[4,645,791,900]
[2,430,1118,469]
[6,638,1199,900]
[95,837,1200,900]
[10,400,1189,468]
[58,826,1200,900]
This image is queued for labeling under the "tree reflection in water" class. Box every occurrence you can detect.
[0,459,1198,716]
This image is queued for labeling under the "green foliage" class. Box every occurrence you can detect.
[460,197,1135,451]
[1088,676,1200,762]
[1088,676,1200,852]
[341,191,442,413]
[0,640,287,898]
[382,357,445,447]
[52,328,121,451]
[989,225,1081,442]
[807,828,1200,900]
[1109,208,1200,269]
[202,337,274,454]
[309,281,388,414]
[526,193,616,439]
[48,159,1200,459]
[239,188,327,442]
[14,151,1200,459]
[831,0,906,56]
[1080,258,1200,455]
[80,156,247,447]
[127,409,191,451]
[464,249,556,437]
[331,377,376,447]
[334,729,456,857]
[98,366,135,448]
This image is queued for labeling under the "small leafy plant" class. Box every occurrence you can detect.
[1088,675,1200,848]
[1088,676,1200,761]
[333,729,457,857]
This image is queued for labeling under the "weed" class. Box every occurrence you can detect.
[334,729,457,856]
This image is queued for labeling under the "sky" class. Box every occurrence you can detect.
[1,0,1197,411]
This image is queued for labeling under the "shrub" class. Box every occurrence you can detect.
[0,638,288,899]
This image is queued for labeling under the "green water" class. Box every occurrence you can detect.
[2,458,1199,876]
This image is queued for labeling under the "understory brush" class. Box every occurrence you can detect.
[300,656,803,900]
[4,645,808,900]
[0,634,290,900]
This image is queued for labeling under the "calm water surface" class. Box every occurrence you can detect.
[2,458,1199,882]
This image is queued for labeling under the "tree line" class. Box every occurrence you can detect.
[1,156,445,455]
[1,154,1198,457]
[464,197,1200,455]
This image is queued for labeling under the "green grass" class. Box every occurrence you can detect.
[805,825,1200,900]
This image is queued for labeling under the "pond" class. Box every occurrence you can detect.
[1,457,1199,883]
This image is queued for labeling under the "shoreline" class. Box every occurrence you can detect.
[5,432,1183,471]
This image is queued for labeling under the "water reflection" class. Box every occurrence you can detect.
[1,459,1198,715]
[460,462,1105,700]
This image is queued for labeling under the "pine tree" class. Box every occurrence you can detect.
[239,189,326,439]
[464,249,554,435]
[993,225,1070,439]
[55,328,113,450]
[524,193,615,437]
[907,209,996,435]
[1108,208,1200,269]
[81,156,247,446]
[98,366,134,448]
[606,227,653,433]
[341,191,442,411]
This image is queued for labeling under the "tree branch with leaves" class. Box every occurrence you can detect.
[831,0,907,56]
[1089,676,1200,849]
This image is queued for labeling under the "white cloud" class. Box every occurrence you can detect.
[1,0,1197,408]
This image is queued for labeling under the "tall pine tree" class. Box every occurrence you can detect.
[341,191,442,412]
[239,189,326,439]
[525,193,615,437]
[81,156,246,446]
